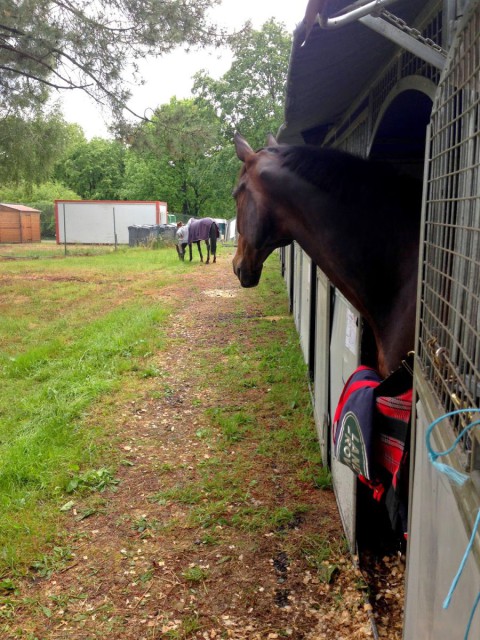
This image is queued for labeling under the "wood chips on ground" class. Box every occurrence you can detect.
[2,248,403,639]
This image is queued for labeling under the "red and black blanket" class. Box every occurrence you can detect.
[333,364,413,535]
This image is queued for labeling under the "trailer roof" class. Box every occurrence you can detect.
[278,0,432,144]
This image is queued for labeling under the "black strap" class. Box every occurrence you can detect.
[374,353,414,398]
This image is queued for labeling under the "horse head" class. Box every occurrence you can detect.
[232,133,422,374]
[232,133,292,287]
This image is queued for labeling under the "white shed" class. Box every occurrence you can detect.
[55,200,168,245]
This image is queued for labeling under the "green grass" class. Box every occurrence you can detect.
[182,565,208,583]
[149,258,332,537]
[299,533,347,584]
[207,407,255,442]
[0,244,192,570]
[0,242,334,582]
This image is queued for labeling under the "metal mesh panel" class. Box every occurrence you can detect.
[418,1,480,471]
[337,118,369,157]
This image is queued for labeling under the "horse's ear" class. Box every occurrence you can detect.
[266,133,278,147]
[234,133,254,162]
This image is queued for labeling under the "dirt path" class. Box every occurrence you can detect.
[5,249,386,640]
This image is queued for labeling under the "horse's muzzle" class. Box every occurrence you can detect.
[232,261,262,288]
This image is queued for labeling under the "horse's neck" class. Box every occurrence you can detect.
[283,194,419,376]
[377,281,417,375]
[286,198,372,313]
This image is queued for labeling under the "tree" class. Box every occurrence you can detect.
[190,145,239,218]
[120,150,187,209]
[0,179,78,203]
[0,0,224,120]
[192,19,292,149]
[120,152,166,202]
[127,97,223,217]
[56,138,126,199]
[0,179,80,237]
[122,19,292,219]
[0,105,71,184]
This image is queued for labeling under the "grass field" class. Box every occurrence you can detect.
[0,242,328,576]
[0,241,388,640]
[0,243,196,571]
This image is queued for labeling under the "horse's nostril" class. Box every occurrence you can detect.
[232,257,241,277]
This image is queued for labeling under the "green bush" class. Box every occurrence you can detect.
[26,201,56,238]
[0,181,80,239]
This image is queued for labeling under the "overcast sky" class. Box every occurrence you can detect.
[60,1,306,139]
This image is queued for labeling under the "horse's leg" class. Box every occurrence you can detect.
[197,241,203,262]
[205,239,211,264]
[188,243,193,261]
[210,222,217,263]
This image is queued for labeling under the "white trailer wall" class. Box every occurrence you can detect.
[404,401,480,640]
[313,269,331,466]
[293,243,303,335]
[226,218,237,242]
[299,253,313,367]
[329,292,361,551]
[286,244,361,551]
[55,201,168,245]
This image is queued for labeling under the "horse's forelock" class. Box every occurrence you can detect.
[260,146,280,154]
[233,146,281,201]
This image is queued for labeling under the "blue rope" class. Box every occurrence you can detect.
[425,408,480,639]
[426,408,480,485]
[443,507,480,608]
[465,591,480,640]
[443,508,480,640]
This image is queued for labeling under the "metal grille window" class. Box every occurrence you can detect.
[327,10,443,151]
[418,0,480,473]
[399,10,443,81]
[370,13,442,129]
[337,118,369,156]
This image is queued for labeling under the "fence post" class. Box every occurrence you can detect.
[63,203,67,256]
[113,207,118,250]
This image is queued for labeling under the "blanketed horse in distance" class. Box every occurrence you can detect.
[232,133,422,378]
[176,217,219,264]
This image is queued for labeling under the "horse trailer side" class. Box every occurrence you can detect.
[55,200,169,245]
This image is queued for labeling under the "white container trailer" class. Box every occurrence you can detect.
[55,200,168,245]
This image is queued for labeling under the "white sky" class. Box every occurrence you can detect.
[60,1,305,139]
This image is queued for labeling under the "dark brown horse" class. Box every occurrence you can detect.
[232,133,422,378]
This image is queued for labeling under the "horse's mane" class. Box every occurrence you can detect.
[277,145,420,209]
